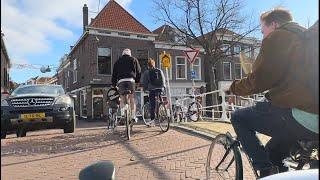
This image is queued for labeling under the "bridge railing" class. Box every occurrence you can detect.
[173,90,264,122]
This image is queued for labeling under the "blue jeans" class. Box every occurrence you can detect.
[230,101,318,172]
[149,89,163,120]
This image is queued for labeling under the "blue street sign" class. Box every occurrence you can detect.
[191,71,196,79]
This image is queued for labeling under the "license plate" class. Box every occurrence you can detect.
[21,113,46,120]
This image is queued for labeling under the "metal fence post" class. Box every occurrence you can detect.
[220,91,228,121]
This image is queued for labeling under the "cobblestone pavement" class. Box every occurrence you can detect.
[1,120,256,180]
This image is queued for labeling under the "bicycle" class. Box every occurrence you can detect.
[106,88,121,133]
[116,81,136,140]
[206,96,319,180]
[173,94,202,122]
[206,131,319,180]
[142,89,170,132]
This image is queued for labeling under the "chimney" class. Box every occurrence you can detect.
[83,4,88,33]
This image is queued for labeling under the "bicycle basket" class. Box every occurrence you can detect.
[107,88,120,101]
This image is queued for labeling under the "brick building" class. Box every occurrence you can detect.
[57,0,260,120]
[1,33,11,91]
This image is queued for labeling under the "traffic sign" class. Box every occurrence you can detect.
[160,52,171,68]
[191,71,196,79]
[184,49,200,64]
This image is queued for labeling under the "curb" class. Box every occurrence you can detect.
[171,123,215,141]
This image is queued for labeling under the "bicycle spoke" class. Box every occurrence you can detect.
[206,134,242,180]
[215,144,233,170]
[225,157,235,171]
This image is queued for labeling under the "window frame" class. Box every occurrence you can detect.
[97,47,112,76]
[234,63,242,80]
[223,62,232,80]
[73,59,77,83]
[233,45,241,57]
[221,44,231,56]
[175,56,187,80]
[243,46,252,58]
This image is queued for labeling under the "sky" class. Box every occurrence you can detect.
[1,0,319,84]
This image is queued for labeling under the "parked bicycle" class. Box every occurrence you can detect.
[206,97,319,180]
[173,94,202,122]
[142,89,170,132]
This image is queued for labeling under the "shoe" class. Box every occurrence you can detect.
[259,166,279,178]
[132,117,138,123]
[146,120,155,127]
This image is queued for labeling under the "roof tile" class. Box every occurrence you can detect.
[90,0,152,34]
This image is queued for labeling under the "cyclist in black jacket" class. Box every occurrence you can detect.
[112,48,141,122]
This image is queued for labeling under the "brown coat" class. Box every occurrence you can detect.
[230,22,318,114]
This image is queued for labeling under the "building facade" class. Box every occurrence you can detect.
[57,0,260,120]
[1,33,11,91]
[57,1,207,120]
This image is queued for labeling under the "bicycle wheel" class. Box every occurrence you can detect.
[206,133,243,180]
[158,103,170,132]
[142,102,152,125]
[111,113,117,133]
[106,115,111,129]
[174,106,184,122]
[187,102,201,122]
[125,109,131,140]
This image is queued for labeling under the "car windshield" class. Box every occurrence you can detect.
[11,85,65,96]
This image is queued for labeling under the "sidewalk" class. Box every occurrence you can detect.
[175,121,271,145]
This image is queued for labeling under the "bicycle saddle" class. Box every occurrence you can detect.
[79,160,115,180]
[120,90,132,95]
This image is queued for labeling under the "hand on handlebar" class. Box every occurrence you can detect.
[224,89,232,95]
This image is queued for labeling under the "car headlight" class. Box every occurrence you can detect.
[54,95,72,105]
[1,99,9,106]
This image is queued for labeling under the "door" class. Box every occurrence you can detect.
[93,97,104,120]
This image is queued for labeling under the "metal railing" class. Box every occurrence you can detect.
[173,90,264,123]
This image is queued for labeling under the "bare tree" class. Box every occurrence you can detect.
[152,0,260,105]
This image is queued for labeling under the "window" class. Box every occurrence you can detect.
[137,35,148,39]
[159,55,172,80]
[192,58,201,80]
[176,57,187,79]
[235,63,242,80]
[221,44,231,55]
[233,45,241,56]
[73,59,77,83]
[137,50,149,73]
[223,62,232,80]
[64,71,69,89]
[118,32,130,37]
[243,46,252,58]
[97,48,112,75]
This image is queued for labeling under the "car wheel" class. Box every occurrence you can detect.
[1,129,7,139]
[16,128,27,137]
[64,110,75,133]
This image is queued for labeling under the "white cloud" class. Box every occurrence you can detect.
[1,0,133,83]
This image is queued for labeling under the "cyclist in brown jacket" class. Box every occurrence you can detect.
[228,8,319,177]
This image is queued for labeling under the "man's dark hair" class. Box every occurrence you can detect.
[260,7,293,25]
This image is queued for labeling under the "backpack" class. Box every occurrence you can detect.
[149,68,164,87]
[284,21,319,111]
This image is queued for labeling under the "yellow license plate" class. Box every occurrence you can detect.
[21,113,46,120]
